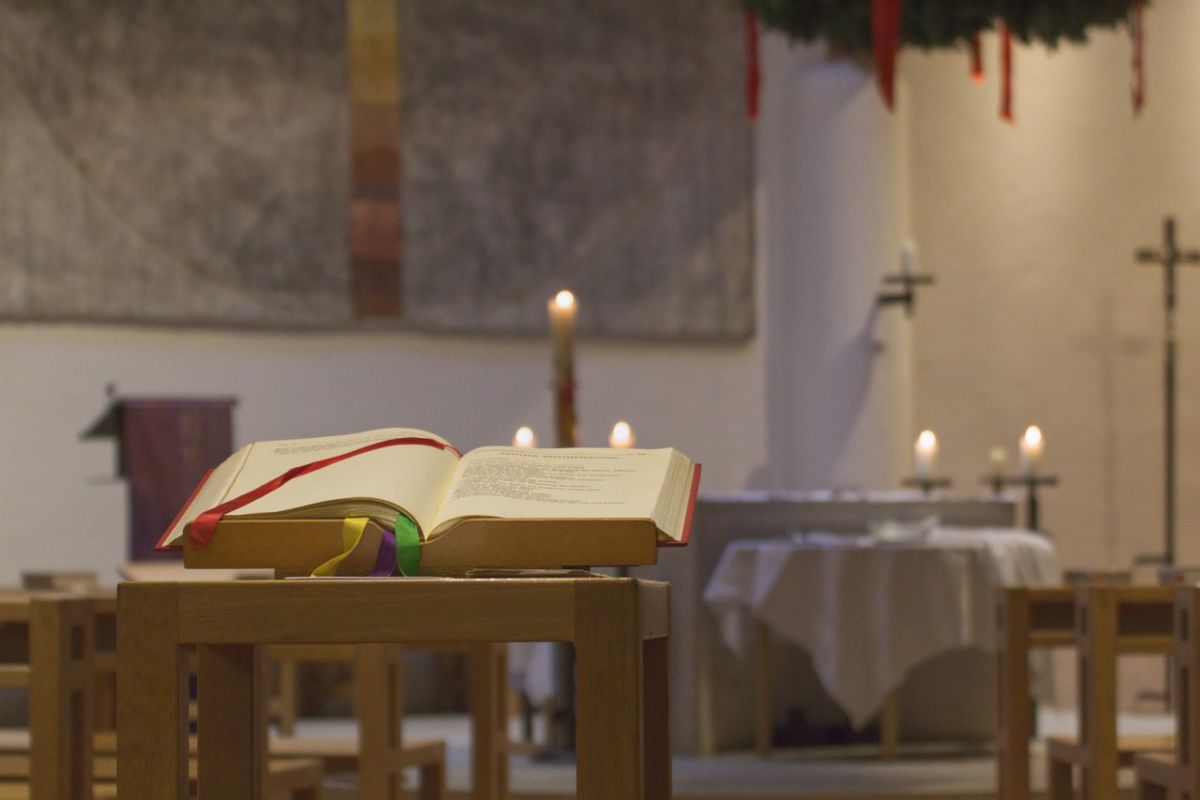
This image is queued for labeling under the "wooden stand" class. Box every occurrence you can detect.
[117,577,671,799]
[1043,586,1175,800]
[1134,586,1200,798]
[183,518,661,576]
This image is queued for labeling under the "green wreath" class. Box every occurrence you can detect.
[737,0,1143,53]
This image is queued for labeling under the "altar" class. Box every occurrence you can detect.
[634,491,1028,753]
[704,527,1058,753]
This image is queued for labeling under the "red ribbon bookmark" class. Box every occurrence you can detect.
[189,436,460,550]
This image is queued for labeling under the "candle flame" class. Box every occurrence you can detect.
[1023,425,1042,448]
[513,426,537,448]
[553,290,576,310]
[609,420,634,448]
[916,429,937,451]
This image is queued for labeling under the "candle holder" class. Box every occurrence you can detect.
[877,271,936,317]
[984,474,1060,531]
[901,476,952,496]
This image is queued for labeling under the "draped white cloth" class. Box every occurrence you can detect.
[703,527,1059,728]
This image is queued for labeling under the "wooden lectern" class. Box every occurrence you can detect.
[83,397,236,560]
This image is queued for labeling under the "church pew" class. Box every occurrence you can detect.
[1043,585,1175,800]
[1133,585,1200,799]
[0,590,324,799]
[0,592,98,799]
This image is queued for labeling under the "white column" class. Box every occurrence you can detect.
[756,35,915,490]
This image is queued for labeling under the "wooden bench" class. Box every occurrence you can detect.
[1133,585,1200,799]
[1043,585,1175,800]
[0,590,323,799]
[117,576,671,799]
[0,592,105,799]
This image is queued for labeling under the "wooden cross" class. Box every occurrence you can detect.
[1136,216,1200,565]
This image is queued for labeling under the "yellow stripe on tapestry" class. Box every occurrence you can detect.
[312,517,373,577]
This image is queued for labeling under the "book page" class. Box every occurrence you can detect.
[162,428,461,547]
[231,428,460,535]
[430,447,676,536]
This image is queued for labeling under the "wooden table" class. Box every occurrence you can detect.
[117,576,671,799]
[996,585,1176,800]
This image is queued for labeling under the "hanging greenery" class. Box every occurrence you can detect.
[736,0,1142,53]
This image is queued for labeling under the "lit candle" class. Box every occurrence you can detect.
[988,446,1008,478]
[609,420,634,448]
[914,430,938,480]
[513,426,537,449]
[548,290,577,447]
[1019,425,1044,477]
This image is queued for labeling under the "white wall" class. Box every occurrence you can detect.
[905,0,1200,571]
[757,38,914,490]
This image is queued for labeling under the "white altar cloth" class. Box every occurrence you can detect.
[703,527,1058,728]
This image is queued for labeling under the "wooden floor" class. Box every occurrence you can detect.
[307,709,1174,799]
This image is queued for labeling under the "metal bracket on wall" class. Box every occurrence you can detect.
[877,271,935,317]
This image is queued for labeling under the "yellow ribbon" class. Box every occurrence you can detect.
[311,517,372,577]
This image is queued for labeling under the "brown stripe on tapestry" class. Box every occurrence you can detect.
[347,0,402,317]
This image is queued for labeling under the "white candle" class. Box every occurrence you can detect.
[1019,425,1044,477]
[900,239,917,277]
[914,430,938,479]
[548,290,577,380]
[513,426,537,449]
[988,446,1008,477]
[609,420,634,448]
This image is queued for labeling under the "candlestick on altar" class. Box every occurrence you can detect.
[903,429,950,495]
[1019,425,1044,477]
[987,473,1060,532]
[548,290,577,448]
[913,429,938,479]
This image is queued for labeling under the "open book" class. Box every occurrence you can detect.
[158,427,700,552]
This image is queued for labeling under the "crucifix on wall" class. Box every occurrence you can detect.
[1135,216,1200,566]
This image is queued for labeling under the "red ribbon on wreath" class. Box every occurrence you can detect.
[872,0,902,110]
[969,32,984,85]
[1132,0,1146,113]
[1000,23,1014,122]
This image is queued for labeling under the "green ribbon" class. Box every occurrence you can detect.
[395,513,421,577]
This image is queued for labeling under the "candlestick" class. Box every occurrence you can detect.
[548,290,577,448]
[914,429,938,480]
[1019,425,1044,477]
[609,420,634,448]
[513,426,537,449]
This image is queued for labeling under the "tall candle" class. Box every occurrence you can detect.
[548,290,577,447]
[609,420,634,448]
[513,426,537,449]
[914,430,938,479]
[1019,425,1043,477]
